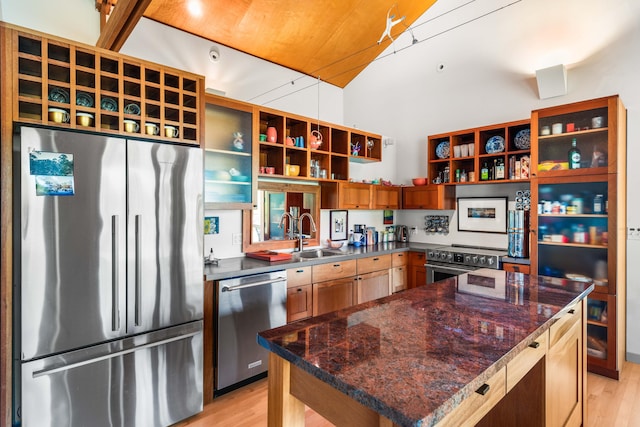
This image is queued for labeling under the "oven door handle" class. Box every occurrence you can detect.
[425,263,474,272]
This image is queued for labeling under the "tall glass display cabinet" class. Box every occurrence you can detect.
[530,95,626,379]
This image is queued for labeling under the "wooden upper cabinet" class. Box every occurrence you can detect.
[321,182,371,209]
[9,25,203,145]
[402,185,455,210]
[372,186,401,209]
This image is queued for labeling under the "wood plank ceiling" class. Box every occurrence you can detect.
[98,0,437,88]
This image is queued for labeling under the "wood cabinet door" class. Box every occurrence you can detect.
[339,183,371,209]
[402,186,455,209]
[312,277,355,316]
[356,270,390,304]
[409,265,427,289]
[546,303,583,427]
[391,266,408,293]
[287,285,313,322]
[372,186,401,209]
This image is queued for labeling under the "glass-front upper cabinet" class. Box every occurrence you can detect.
[531,96,623,178]
[204,96,256,208]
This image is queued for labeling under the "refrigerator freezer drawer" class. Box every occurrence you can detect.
[19,321,203,427]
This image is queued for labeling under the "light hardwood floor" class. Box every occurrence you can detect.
[178,361,640,426]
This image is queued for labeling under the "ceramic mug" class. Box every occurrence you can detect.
[123,119,139,133]
[48,108,70,123]
[551,123,563,134]
[540,126,551,136]
[145,123,159,135]
[164,125,179,138]
[76,112,93,127]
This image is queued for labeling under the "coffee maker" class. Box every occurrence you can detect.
[395,225,408,242]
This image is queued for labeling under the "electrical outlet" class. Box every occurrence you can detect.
[629,227,640,241]
[232,233,242,245]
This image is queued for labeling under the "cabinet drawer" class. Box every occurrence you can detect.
[357,254,391,274]
[506,330,548,392]
[391,252,408,267]
[549,301,582,348]
[312,277,355,316]
[408,251,426,266]
[502,262,531,274]
[312,259,356,283]
[287,266,312,288]
[437,367,506,427]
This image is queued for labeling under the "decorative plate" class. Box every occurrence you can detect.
[513,129,531,150]
[48,87,70,104]
[101,97,118,112]
[76,91,94,107]
[124,103,141,115]
[485,135,505,154]
[435,141,450,159]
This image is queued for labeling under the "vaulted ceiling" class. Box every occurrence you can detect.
[97,0,437,88]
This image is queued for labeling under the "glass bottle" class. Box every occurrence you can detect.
[481,162,489,180]
[495,158,505,179]
[568,138,581,169]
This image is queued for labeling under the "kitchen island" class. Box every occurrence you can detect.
[258,269,593,426]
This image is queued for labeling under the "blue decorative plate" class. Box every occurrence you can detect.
[435,141,450,159]
[485,135,505,154]
[514,129,531,150]
[101,97,118,112]
[76,91,94,107]
[48,87,70,104]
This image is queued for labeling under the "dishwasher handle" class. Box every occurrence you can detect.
[221,276,287,292]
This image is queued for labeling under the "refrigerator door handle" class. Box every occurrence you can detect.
[31,330,201,378]
[111,215,120,331]
[135,214,142,326]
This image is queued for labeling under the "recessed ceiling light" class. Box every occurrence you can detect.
[187,0,203,17]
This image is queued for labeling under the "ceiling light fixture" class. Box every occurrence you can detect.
[187,0,203,17]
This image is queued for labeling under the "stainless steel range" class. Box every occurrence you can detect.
[425,245,507,284]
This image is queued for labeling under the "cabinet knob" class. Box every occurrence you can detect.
[476,383,490,396]
[373,257,380,261]
[333,264,341,268]
[528,341,540,349]
[297,288,303,293]
[568,309,575,314]
[296,269,304,273]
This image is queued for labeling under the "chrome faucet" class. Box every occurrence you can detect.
[278,212,295,240]
[297,213,317,252]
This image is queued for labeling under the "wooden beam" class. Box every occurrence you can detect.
[96,0,152,52]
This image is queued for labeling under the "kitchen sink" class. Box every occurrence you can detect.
[296,249,343,259]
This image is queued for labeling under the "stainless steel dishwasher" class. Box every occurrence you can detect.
[216,271,287,391]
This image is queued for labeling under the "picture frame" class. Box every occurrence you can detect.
[330,210,348,241]
[457,197,507,233]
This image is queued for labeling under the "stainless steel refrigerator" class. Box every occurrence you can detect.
[13,126,204,426]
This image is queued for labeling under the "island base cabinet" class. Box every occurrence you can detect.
[312,278,355,317]
[546,301,584,427]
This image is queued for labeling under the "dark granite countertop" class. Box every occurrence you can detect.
[257,269,593,427]
[204,242,443,281]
